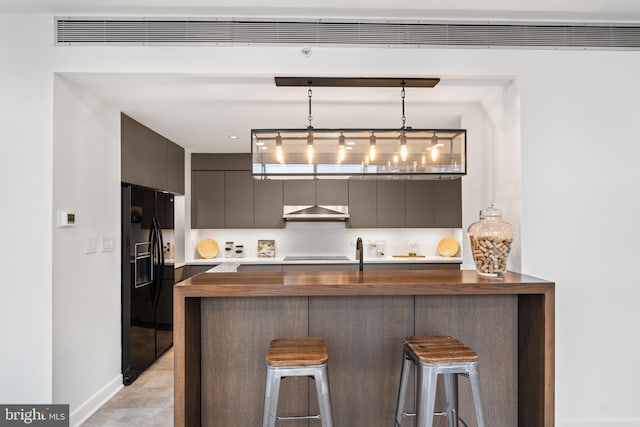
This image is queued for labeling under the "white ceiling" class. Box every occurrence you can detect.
[38,1,640,152]
[4,0,640,22]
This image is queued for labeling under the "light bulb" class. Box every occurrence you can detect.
[421,155,426,165]
[307,131,314,163]
[307,144,314,163]
[275,133,284,163]
[338,132,346,163]
[400,143,408,162]
[431,147,439,162]
[276,145,283,163]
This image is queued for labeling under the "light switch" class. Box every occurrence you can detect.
[86,237,98,254]
[102,237,115,253]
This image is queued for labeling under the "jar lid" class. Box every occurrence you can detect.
[480,205,502,218]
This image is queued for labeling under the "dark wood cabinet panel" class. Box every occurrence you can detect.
[254,179,284,228]
[309,296,414,427]
[187,264,217,277]
[167,141,185,194]
[201,297,309,427]
[191,171,224,229]
[224,171,254,228]
[364,263,410,271]
[376,181,406,228]
[121,114,167,191]
[121,114,184,194]
[405,180,435,228]
[316,180,348,205]
[347,180,377,228]
[434,180,462,227]
[409,263,460,270]
[283,180,316,205]
[191,153,251,171]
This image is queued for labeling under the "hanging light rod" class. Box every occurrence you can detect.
[274,77,440,88]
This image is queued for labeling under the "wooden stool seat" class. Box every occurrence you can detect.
[267,337,328,367]
[395,336,485,427]
[263,337,334,427]
[404,336,479,364]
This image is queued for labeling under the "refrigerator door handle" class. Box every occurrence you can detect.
[152,217,165,307]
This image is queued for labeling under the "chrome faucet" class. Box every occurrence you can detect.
[356,237,363,272]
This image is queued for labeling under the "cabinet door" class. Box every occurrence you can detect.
[409,263,460,270]
[284,180,316,205]
[188,264,217,276]
[167,140,185,195]
[191,171,224,229]
[254,179,284,228]
[282,264,356,272]
[348,180,377,228]
[224,171,254,228]
[376,181,406,228]
[316,180,348,205]
[405,181,435,228]
[121,114,168,191]
[433,180,462,227]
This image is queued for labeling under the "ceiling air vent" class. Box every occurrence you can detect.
[55,17,640,50]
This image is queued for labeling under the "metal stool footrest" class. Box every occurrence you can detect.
[277,415,321,421]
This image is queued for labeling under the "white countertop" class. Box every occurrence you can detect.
[187,256,462,265]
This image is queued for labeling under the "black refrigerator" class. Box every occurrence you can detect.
[121,185,175,385]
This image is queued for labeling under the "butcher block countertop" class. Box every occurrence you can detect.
[174,269,555,427]
[175,269,553,297]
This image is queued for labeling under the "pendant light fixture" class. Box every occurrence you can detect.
[399,83,409,162]
[338,132,346,163]
[369,132,377,161]
[306,87,314,163]
[251,76,467,179]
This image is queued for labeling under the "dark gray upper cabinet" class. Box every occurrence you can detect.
[316,180,349,205]
[254,179,284,228]
[433,180,462,227]
[121,113,185,194]
[405,181,435,228]
[192,153,251,171]
[224,171,254,228]
[167,141,185,194]
[348,180,377,228]
[376,181,406,228]
[191,171,224,229]
[283,180,316,205]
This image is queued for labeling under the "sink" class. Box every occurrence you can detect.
[283,255,351,261]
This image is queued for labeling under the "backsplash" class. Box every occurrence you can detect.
[189,222,463,260]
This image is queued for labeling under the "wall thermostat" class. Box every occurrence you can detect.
[58,210,76,227]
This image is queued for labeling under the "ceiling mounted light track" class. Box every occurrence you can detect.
[275,77,440,88]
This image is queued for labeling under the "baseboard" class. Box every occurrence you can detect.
[69,374,123,427]
[558,419,640,426]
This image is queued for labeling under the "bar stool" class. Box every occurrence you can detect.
[262,337,334,427]
[395,336,485,427]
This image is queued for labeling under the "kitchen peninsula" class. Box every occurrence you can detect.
[174,269,554,427]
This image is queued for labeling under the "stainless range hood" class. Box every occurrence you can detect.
[283,205,350,221]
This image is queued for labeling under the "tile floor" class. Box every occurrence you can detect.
[82,348,174,426]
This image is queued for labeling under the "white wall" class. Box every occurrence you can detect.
[3,12,640,426]
[52,76,123,424]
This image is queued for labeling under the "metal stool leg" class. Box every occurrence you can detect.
[395,352,413,426]
[262,367,281,427]
[468,363,486,427]
[315,364,335,427]
[443,373,459,427]
[416,364,438,427]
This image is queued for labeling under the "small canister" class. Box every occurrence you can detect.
[467,205,514,278]
[234,245,245,258]
[224,242,234,258]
